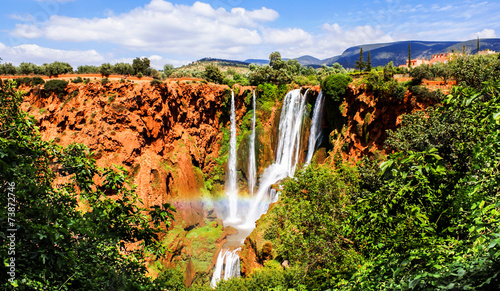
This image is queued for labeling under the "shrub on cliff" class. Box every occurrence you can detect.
[321,73,352,102]
[31,76,45,86]
[44,79,68,94]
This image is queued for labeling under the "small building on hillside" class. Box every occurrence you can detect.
[478,49,496,56]
[399,52,459,68]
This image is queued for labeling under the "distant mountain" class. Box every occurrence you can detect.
[219,38,500,69]
[196,57,250,67]
[321,38,500,68]
[244,59,268,65]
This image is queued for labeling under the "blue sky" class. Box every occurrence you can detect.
[0,0,498,68]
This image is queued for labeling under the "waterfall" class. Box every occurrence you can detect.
[210,248,241,288]
[225,90,239,223]
[305,90,324,165]
[248,90,257,196]
[242,89,308,228]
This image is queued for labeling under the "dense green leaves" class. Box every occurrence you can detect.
[321,74,352,102]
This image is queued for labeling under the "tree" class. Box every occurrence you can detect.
[18,62,35,75]
[355,47,365,71]
[269,51,285,70]
[383,61,395,81]
[0,80,176,289]
[204,64,224,84]
[0,63,17,75]
[477,36,480,53]
[113,63,134,75]
[408,42,412,69]
[163,64,175,77]
[99,63,113,77]
[44,61,73,77]
[320,74,352,102]
[132,57,151,76]
[365,51,372,72]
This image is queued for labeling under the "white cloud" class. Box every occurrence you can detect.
[11,0,278,59]
[313,23,394,58]
[0,43,105,66]
[262,28,313,45]
[474,28,497,38]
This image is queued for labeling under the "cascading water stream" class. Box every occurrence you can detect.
[305,90,324,165]
[242,89,308,228]
[212,88,312,287]
[225,90,239,224]
[210,248,241,288]
[248,90,257,196]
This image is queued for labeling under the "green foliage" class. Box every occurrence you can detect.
[0,62,17,75]
[163,64,175,77]
[44,61,73,77]
[450,54,500,89]
[77,65,99,74]
[346,81,500,289]
[410,64,433,84]
[355,47,365,71]
[44,79,68,94]
[213,266,305,291]
[31,76,45,86]
[113,63,134,75]
[0,80,177,290]
[101,77,110,85]
[273,165,363,289]
[12,77,33,87]
[204,64,224,84]
[132,57,151,76]
[99,63,113,77]
[321,74,352,102]
[71,76,83,83]
[150,79,162,86]
[409,85,445,102]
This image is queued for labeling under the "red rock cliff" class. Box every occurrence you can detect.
[21,80,251,286]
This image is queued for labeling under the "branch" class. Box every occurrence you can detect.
[0,127,16,134]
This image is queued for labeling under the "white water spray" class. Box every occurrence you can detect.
[305,90,324,165]
[248,90,257,196]
[225,90,239,224]
[242,89,308,228]
[210,248,241,288]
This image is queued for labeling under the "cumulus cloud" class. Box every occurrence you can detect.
[0,43,105,66]
[308,23,394,58]
[262,28,313,45]
[474,28,497,38]
[11,0,278,59]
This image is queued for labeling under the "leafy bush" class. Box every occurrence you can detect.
[273,165,362,289]
[150,79,162,86]
[71,76,83,83]
[101,77,110,85]
[44,79,68,94]
[204,64,224,84]
[13,77,33,87]
[410,85,445,102]
[31,76,45,86]
[450,54,500,89]
[321,74,352,102]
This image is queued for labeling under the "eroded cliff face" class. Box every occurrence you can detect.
[21,80,251,286]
